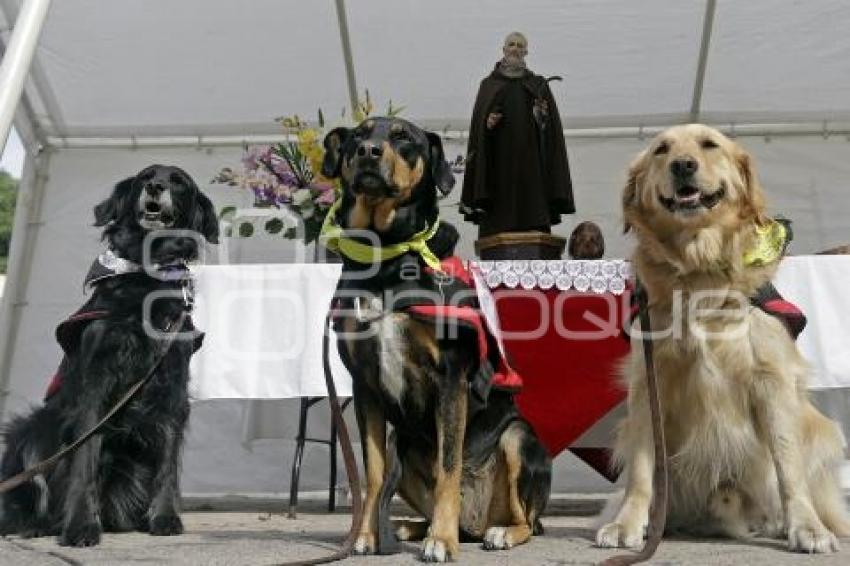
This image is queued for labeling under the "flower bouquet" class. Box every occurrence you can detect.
[212,114,337,243]
[213,92,405,244]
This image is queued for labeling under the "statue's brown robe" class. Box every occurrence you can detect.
[461,65,575,237]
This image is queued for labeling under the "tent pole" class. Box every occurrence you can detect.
[689,0,716,123]
[41,121,850,149]
[0,0,52,155]
[0,149,50,422]
[334,0,359,117]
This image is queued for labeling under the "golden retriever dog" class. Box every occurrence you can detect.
[596,124,850,553]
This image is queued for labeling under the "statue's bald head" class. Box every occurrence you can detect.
[504,32,528,48]
[502,31,528,65]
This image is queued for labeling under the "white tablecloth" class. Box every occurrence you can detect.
[189,256,850,401]
[774,256,850,389]
[188,264,352,399]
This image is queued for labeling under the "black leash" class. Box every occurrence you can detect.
[270,311,364,566]
[601,279,669,566]
[0,311,189,495]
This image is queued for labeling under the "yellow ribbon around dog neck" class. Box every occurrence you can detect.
[319,197,443,270]
[743,219,789,267]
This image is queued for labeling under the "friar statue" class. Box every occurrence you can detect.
[460,32,575,238]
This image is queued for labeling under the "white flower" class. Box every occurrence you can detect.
[292,188,311,206]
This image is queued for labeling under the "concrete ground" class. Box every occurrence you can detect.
[1,496,848,566]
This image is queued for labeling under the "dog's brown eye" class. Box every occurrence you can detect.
[654,142,669,155]
[701,139,719,149]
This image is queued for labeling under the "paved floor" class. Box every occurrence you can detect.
[1,497,848,565]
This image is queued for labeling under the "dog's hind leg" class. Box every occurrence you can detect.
[752,373,839,553]
[420,353,468,563]
[810,469,850,538]
[352,381,387,555]
[1,404,67,538]
[483,421,551,550]
[803,409,850,538]
[394,519,430,542]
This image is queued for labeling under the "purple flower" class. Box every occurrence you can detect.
[279,170,299,187]
[242,145,273,171]
[273,185,295,206]
[313,184,337,206]
[267,153,293,177]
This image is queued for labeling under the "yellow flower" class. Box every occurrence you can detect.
[298,128,319,144]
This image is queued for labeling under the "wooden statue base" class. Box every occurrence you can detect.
[474,231,566,260]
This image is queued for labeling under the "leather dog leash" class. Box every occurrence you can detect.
[0,311,189,495]
[270,311,364,566]
[601,279,669,566]
[1,307,364,566]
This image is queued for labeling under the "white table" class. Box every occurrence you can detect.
[189,257,850,401]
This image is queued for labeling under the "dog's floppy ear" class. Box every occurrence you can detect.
[321,127,350,179]
[622,150,646,233]
[192,190,220,244]
[736,149,767,226]
[425,131,455,196]
[94,176,135,226]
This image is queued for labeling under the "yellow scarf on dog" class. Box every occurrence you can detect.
[319,198,443,270]
[743,219,789,267]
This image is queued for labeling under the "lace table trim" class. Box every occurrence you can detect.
[470,260,631,294]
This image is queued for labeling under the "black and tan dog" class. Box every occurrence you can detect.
[321,117,551,562]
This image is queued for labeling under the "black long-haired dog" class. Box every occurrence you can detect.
[0,165,218,547]
[322,118,551,562]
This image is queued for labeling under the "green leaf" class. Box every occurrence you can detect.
[317,108,325,128]
[238,222,255,237]
[265,218,284,234]
[218,205,237,220]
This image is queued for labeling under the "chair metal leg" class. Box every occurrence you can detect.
[329,405,338,512]
[328,398,352,512]
[288,397,310,518]
[288,397,352,516]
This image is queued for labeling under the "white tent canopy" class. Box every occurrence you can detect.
[1,0,850,495]
[6,0,850,142]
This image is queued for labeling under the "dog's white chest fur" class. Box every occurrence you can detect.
[375,315,407,405]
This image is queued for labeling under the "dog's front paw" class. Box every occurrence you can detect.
[149,514,184,536]
[421,536,457,562]
[482,526,513,550]
[788,522,839,553]
[353,532,376,555]
[59,521,102,547]
[596,521,644,549]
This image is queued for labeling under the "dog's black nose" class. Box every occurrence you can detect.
[670,157,698,177]
[356,141,383,160]
[144,182,165,196]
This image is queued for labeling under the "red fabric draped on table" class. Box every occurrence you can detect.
[492,287,631,480]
